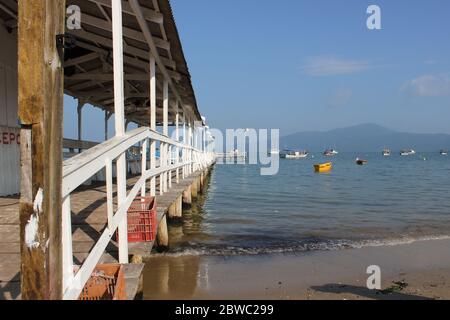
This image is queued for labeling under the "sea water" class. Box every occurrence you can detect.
[164,152,450,256]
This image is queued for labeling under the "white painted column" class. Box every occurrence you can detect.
[189,120,193,174]
[202,126,206,168]
[182,117,186,178]
[150,55,156,197]
[112,0,128,264]
[77,101,84,153]
[141,138,147,197]
[163,80,169,193]
[186,119,190,175]
[175,102,180,183]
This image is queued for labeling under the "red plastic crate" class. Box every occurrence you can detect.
[117,196,157,243]
[78,264,126,300]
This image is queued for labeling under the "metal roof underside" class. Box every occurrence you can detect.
[0,0,202,125]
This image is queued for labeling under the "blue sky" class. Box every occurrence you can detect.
[64,0,450,141]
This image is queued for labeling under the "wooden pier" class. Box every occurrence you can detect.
[0,167,212,300]
[0,0,216,299]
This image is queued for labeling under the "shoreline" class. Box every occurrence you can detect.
[143,237,450,300]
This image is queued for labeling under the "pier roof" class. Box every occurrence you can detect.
[0,0,202,124]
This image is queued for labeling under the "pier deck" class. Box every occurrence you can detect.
[0,169,208,300]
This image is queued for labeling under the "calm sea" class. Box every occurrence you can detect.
[165,152,450,256]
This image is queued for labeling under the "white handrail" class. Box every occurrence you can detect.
[61,125,215,300]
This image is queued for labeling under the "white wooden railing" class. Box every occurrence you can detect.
[61,126,214,300]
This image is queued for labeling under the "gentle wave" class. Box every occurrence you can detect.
[153,235,450,258]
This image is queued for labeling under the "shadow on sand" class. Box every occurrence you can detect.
[311,283,433,300]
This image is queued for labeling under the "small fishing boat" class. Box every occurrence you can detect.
[356,158,368,165]
[280,150,309,159]
[400,149,416,156]
[440,149,448,156]
[323,149,338,156]
[314,162,332,173]
[382,149,391,156]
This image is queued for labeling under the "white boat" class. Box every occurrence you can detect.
[269,149,280,155]
[280,150,309,159]
[382,149,391,156]
[323,149,338,156]
[441,149,448,156]
[400,149,416,156]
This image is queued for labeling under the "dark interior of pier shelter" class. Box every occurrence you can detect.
[0,0,208,300]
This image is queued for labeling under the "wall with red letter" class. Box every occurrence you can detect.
[0,26,19,195]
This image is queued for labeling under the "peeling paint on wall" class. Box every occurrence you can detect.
[25,188,44,249]
[33,187,43,214]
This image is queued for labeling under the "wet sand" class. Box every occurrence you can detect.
[143,238,450,300]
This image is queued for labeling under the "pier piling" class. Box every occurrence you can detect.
[183,186,192,206]
[156,215,169,251]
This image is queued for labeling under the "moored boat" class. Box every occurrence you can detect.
[314,162,332,173]
[280,150,309,159]
[356,158,368,165]
[440,149,448,156]
[323,149,338,156]
[382,149,391,156]
[400,149,416,156]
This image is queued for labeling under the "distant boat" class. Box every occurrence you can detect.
[356,158,368,165]
[280,150,309,159]
[440,149,448,156]
[314,162,332,173]
[400,149,416,156]
[269,149,280,155]
[382,149,391,156]
[323,149,338,156]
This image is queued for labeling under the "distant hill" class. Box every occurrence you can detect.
[280,123,450,152]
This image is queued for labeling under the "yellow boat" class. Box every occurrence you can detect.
[314,162,332,173]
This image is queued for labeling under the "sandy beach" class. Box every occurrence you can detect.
[143,238,450,300]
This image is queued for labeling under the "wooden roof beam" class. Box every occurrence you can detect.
[128,0,196,121]
[82,13,170,51]
[64,52,99,67]
[67,73,151,81]
[0,3,17,20]
[72,31,176,69]
[88,0,163,24]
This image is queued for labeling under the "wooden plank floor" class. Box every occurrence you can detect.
[0,169,204,300]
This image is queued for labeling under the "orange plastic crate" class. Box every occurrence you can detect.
[78,264,126,300]
[118,196,157,243]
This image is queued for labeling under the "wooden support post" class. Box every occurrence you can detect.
[141,139,148,197]
[182,117,186,179]
[112,0,128,264]
[156,216,169,250]
[163,80,169,193]
[18,0,66,300]
[159,142,165,195]
[187,120,191,175]
[175,103,180,184]
[150,55,156,196]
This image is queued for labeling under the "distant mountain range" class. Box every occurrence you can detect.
[280,123,450,152]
